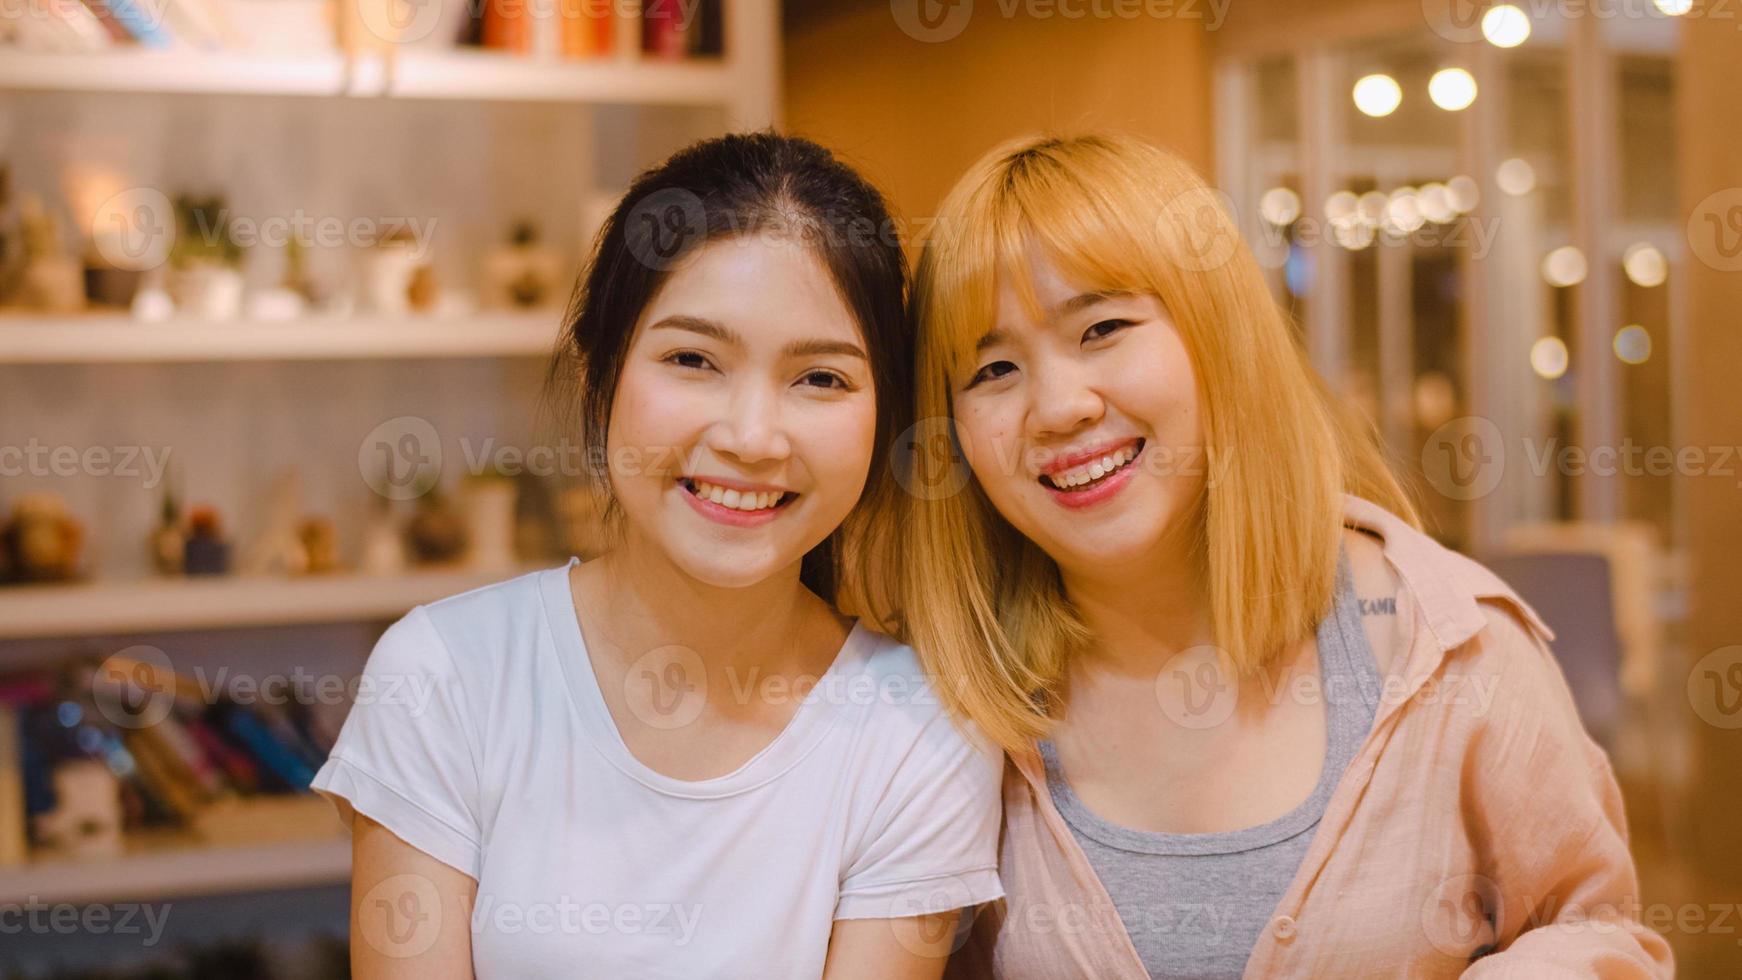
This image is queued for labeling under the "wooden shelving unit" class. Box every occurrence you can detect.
[0,563,547,639]
[0,311,562,364]
[0,836,352,905]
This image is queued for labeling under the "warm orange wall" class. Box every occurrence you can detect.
[782,3,1213,227]
[1676,11,1742,973]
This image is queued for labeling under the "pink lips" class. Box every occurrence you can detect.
[676,477,795,528]
[1039,439,1145,511]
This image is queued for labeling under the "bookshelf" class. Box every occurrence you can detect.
[0,48,751,111]
[0,311,563,363]
[0,0,779,935]
[0,563,549,639]
[0,836,352,905]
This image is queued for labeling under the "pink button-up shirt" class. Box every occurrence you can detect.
[946,496,1674,979]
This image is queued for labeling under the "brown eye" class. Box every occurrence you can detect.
[1083,319,1133,342]
[801,370,849,390]
[664,351,712,370]
[966,361,1017,389]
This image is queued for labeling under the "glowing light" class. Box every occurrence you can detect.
[1418,183,1455,223]
[1325,190,1360,226]
[1652,0,1691,14]
[1482,4,1531,47]
[1496,158,1536,196]
[1260,187,1302,226]
[1353,74,1403,117]
[1446,175,1480,213]
[1385,188,1425,233]
[1542,245,1587,287]
[1614,325,1652,364]
[1622,242,1668,287]
[1428,68,1478,111]
[1531,337,1569,379]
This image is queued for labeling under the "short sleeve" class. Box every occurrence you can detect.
[311,606,484,880]
[834,703,1005,921]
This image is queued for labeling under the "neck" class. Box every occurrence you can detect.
[1058,517,1212,679]
[579,526,825,676]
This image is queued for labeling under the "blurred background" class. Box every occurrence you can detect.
[1,0,1739,975]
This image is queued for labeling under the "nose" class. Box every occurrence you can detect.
[1025,359,1104,439]
[704,381,792,466]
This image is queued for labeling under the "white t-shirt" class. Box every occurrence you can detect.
[311,559,1004,979]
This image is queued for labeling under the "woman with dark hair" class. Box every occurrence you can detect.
[312,133,1003,979]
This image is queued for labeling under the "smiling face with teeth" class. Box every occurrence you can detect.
[951,253,1206,579]
[603,235,879,589]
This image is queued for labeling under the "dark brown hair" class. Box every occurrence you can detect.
[542,131,912,621]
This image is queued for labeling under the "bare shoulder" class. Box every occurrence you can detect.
[1341,526,1405,675]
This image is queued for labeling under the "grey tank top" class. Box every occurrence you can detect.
[1038,549,1381,980]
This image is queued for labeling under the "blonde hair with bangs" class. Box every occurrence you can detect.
[904,133,1419,755]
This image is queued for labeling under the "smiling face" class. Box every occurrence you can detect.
[605,235,878,589]
[950,253,1206,580]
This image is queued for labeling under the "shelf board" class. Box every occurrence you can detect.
[0,836,351,905]
[0,563,548,639]
[0,49,352,97]
[0,48,738,106]
[0,312,562,363]
[390,49,733,105]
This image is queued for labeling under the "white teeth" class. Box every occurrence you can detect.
[1048,444,1138,489]
[689,480,785,511]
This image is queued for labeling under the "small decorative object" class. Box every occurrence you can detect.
[406,489,468,565]
[244,285,305,321]
[363,225,419,315]
[360,498,407,575]
[183,505,231,576]
[463,473,517,571]
[83,244,143,309]
[481,221,565,309]
[34,759,124,860]
[281,236,324,307]
[167,195,246,320]
[408,263,439,312]
[130,281,176,321]
[240,469,309,575]
[0,492,84,583]
[16,196,85,313]
[298,516,342,573]
[150,484,185,575]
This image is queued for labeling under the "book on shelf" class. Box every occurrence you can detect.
[0,655,343,865]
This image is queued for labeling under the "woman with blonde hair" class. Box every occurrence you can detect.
[904,133,1672,978]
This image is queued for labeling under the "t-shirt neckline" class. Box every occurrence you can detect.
[538,557,872,799]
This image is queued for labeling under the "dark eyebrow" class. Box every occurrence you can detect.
[650,315,742,346]
[782,338,868,361]
[650,315,866,361]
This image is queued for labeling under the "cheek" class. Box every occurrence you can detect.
[610,366,699,449]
